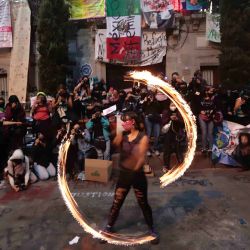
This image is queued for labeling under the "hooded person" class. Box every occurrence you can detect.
[5,149,37,192]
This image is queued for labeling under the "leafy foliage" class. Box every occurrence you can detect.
[37,0,70,94]
[219,0,250,88]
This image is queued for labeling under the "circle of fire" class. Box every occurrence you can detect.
[58,71,197,246]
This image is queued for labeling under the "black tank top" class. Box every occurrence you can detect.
[120,131,145,171]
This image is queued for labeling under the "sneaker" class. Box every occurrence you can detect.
[154,150,160,156]
[77,172,86,181]
[149,229,160,245]
[147,151,152,157]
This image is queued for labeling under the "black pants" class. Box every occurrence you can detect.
[163,131,183,167]
[108,168,153,230]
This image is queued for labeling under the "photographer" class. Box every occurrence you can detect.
[74,77,90,100]
[86,107,111,160]
[5,149,37,192]
[71,124,98,180]
[52,88,73,127]
[32,133,56,180]
[122,92,138,112]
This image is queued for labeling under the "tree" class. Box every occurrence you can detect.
[37,0,70,94]
[219,0,250,89]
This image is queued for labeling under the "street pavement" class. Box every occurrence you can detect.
[0,153,250,250]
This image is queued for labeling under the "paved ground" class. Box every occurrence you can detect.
[0,153,250,250]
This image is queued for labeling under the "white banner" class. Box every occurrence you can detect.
[95,29,109,63]
[9,1,31,103]
[141,31,167,66]
[206,13,221,43]
[95,30,167,66]
[0,0,12,48]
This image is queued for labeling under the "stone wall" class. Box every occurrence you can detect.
[166,18,221,83]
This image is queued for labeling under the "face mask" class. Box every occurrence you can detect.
[170,106,177,112]
[122,120,134,131]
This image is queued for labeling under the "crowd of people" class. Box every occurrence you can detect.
[0,70,250,192]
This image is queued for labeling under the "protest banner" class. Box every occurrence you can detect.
[106,0,141,64]
[212,121,250,166]
[141,0,175,29]
[206,13,221,43]
[69,0,105,20]
[0,0,12,48]
[96,29,167,66]
[141,31,167,66]
[95,29,109,63]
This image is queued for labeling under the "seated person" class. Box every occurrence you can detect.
[5,149,37,192]
[32,133,56,180]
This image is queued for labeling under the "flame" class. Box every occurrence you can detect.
[57,71,197,245]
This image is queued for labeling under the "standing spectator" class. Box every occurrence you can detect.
[5,149,37,192]
[74,77,90,100]
[188,71,206,116]
[170,72,180,87]
[172,73,188,98]
[86,107,111,160]
[31,92,52,140]
[117,90,127,111]
[143,92,161,156]
[199,89,217,153]
[161,102,185,172]
[4,95,26,150]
